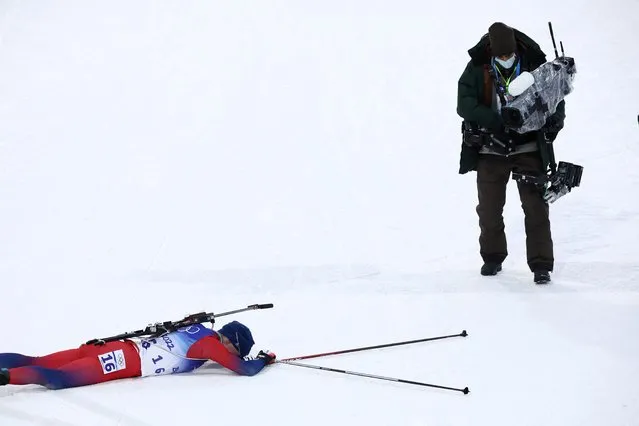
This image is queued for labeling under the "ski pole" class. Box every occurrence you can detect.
[282,330,467,361]
[278,360,470,394]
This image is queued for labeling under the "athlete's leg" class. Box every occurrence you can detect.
[0,347,88,369]
[7,341,141,390]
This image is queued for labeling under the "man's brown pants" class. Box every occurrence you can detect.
[476,152,553,272]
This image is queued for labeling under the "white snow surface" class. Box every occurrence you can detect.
[1,1,639,425]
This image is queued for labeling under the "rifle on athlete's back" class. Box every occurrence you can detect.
[85,303,274,346]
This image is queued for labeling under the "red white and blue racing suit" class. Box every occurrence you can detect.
[0,324,268,389]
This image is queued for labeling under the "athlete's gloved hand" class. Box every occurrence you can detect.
[256,350,276,365]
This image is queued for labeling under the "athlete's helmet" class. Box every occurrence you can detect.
[218,321,255,357]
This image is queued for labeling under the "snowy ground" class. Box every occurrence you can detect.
[1,1,638,425]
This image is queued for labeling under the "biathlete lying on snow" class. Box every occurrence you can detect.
[0,320,276,390]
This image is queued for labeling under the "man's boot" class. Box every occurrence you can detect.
[481,262,502,276]
[534,269,551,284]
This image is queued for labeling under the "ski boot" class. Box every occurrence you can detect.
[0,368,9,386]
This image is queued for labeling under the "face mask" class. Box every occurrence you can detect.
[495,54,516,69]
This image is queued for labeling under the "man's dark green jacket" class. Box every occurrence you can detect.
[456,29,565,174]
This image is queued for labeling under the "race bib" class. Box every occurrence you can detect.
[138,337,182,376]
[136,330,210,377]
[98,349,127,375]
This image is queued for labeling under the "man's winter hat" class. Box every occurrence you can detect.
[218,321,255,357]
[488,22,517,56]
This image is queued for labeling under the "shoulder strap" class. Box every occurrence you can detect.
[486,64,508,107]
[482,65,493,106]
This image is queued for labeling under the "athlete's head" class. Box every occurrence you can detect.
[217,321,255,358]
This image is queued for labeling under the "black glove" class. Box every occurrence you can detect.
[541,114,564,142]
[256,350,276,364]
[501,107,524,128]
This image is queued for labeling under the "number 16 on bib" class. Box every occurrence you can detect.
[99,350,127,374]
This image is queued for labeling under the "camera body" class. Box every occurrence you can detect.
[512,161,583,203]
[501,56,577,133]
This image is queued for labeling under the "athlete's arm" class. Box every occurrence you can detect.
[187,336,268,376]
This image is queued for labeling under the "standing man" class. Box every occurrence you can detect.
[456,22,565,284]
